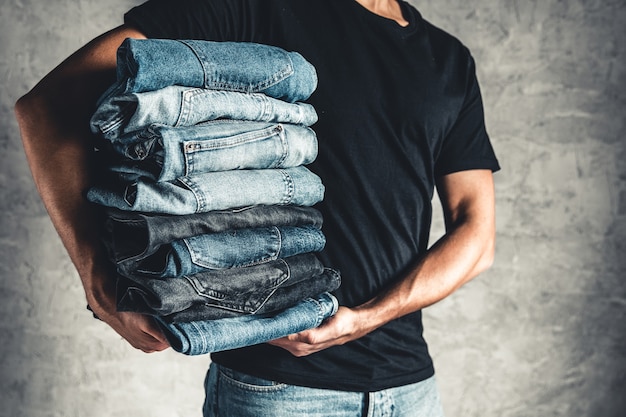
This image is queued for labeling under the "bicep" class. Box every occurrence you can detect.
[22,25,146,118]
[435,169,495,233]
[16,25,147,187]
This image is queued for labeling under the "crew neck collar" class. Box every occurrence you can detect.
[347,0,421,37]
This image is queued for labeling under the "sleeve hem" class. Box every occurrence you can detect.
[435,158,501,177]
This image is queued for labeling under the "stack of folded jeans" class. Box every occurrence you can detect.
[86,39,340,355]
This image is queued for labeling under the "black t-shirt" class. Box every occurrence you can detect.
[124,0,500,392]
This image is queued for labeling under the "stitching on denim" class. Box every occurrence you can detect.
[218,368,289,392]
[178,40,209,90]
[178,176,205,213]
[279,169,295,204]
[184,275,282,314]
[274,124,289,168]
[183,123,282,152]
[184,40,295,93]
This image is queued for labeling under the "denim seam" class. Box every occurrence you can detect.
[219,368,289,392]
[312,296,326,327]
[185,124,282,152]
[275,124,289,168]
[181,124,289,175]
[190,321,207,354]
[279,169,295,204]
[181,40,295,93]
[184,276,286,314]
[273,226,283,260]
[183,227,283,270]
[97,104,135,135]
[178,40,210,91]
[177,176,205,213]
[176,87,202,127]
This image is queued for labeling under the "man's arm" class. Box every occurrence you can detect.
[269,169,496,356]
[14,25,169,353]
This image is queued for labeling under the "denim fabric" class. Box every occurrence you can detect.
[117,225,325,278]
[116,253,322,316]
[91,87,318,140]
[162,268,340,323]
[101,121,318,182]
[111,38,317,101]
[86,166,325,214]
[204,364,445,417]
[102,205,323,264]
[157,292,338,355]
[115,253,339,319]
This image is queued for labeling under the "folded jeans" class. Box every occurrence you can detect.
[102,205,323,264]
[87,166,325,215]
[157,292,338,355]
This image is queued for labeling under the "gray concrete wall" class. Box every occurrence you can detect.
[1,0,624,416]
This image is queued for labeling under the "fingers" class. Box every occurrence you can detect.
[103,310,170,353]
[268,307,358,357]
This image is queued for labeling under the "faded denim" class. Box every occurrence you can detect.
[101,121,318,182]
[111,38,317,101]
[162,268,340,323]
[115,253,340,320]
[117,225,326,278]
[86,166,325,214]
[91,87,318,140]
[157,292,338,355]
[102,205,323,264]
[117,253,323,317]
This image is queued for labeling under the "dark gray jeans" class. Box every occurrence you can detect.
[116,254,340,322]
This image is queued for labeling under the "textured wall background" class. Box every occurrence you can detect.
[1,0,624,416]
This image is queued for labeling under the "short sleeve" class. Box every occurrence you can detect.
[434,54,500,177]
[123,0,252,41]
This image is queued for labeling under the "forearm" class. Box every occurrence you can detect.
[354,170,496,333]
[353,216,495,334]
[16,91,113,306]
[15,26,145,310]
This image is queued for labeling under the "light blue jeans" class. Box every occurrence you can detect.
[117,225,326,278]
[103,121,318,182]
[157,292,338,355]
[91,86,318,140]
[204,364,445,417]
[113,38,317,100]
[86,166,324,214]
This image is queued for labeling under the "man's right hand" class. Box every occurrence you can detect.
[92,306,171,353]
[87,277,170,352]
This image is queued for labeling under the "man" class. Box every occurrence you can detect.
[15,0,499,415]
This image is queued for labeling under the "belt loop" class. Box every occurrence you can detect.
[362,392,373,417]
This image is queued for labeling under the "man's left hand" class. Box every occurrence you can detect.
[268,306,368,357]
